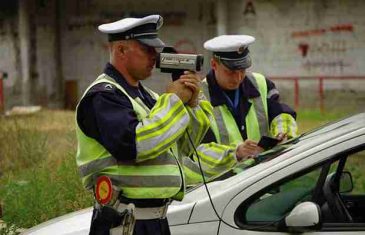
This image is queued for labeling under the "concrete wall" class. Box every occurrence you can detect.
[0,2,22,109]
[60,0,215,96]
[0,0,62,108]
[227,0,365,77]
[0,0,364,111]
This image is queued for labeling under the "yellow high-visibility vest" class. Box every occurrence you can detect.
[76,74,185,200]
[202,72,269,146]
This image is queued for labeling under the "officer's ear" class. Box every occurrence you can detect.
[117,41,131,57]
[118,44,126,56]
[211,58,218,70]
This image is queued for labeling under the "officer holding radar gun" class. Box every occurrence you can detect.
[76,15,237,235]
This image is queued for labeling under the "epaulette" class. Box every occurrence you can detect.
[87,82,117,95]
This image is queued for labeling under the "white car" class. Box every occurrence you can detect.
[24,113,365,235]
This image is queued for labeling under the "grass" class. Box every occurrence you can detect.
[0,110,93,231]
[0,108,362,231]
[296,109,356,133]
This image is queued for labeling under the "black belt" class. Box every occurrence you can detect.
[118,195,170,208]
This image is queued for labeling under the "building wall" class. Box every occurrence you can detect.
[60,0,215,95]
[228,0,365,77]
[0,0,364,110]
[0,2,21,109]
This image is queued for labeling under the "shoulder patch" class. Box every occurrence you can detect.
[88,82,117,94]
[84,82,121,98]
[104,84,114,90]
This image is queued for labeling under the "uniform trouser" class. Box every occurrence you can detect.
[89,207,171,235]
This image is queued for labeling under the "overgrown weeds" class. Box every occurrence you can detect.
[0,110,92,229]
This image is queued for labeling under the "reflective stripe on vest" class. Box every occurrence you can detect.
[201,72,269,145]
[76,74,184,200]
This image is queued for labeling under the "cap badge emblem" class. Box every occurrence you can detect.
[238,46,245,54]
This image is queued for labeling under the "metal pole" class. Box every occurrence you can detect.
[319,77,324,113]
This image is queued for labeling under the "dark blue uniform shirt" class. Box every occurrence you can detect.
[77,63,156,161]
[203,70,296,142]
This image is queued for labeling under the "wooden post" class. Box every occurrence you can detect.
[64,80,78,110]
[294,78,299,110]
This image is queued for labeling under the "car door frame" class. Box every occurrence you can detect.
[217,134,365,234]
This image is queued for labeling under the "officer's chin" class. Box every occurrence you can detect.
[226,84,240,90]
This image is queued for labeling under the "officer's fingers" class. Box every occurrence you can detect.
[244,146,259,153]
[185,79,200,89]
[236,148,255,160]
[166,80,185,93]
[183,82,199,93]
[184,70,195,75]
[180,73,201,83]
[255,145,264,153]
[276,133,285,140]
[237,144,256,153]
[244,139,258,147]
[173,79,190,89]
[186,72,202,81]
[178,77,196,82]
[179,78,200,88]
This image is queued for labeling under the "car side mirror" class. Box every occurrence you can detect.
[339,171,353,193]
[283,202,321,232]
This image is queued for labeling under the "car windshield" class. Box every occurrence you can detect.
[216,136,301,181]
[186,112,365,192]
[186,136,302,193]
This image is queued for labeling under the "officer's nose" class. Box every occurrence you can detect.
[232,70,243,82]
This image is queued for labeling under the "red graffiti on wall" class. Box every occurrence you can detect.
[330,24,353,33]
[291,24,353,38]
[292,29,326,38]
[303,60,350,71]
[298,40,348,58]
[298,43,309,57]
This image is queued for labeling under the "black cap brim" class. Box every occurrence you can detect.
[137,37,165,48]
[220,55,252,70]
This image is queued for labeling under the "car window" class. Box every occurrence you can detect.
[328,149,365,224]
[244,167,322,223]
[235,147,365,231]
[343,150,365,195]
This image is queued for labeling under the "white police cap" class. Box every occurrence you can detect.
[204,35,255,70]
[98,15,165,48]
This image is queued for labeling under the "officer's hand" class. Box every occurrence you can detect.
[276,133,288,143]
[236,140,264,162]
[166,79,193,103]
[179,71,201,107]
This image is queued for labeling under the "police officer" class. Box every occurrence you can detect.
[76,15,213,235]
[202,35,298,158]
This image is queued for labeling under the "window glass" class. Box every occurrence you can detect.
[343,150,365,195]
[245,167,322,223]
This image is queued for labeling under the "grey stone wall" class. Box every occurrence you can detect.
[0,0,364,111]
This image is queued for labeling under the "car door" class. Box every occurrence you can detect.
[340,150,365,223]
[218,138,365,234]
